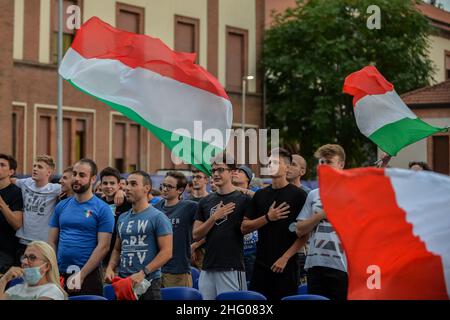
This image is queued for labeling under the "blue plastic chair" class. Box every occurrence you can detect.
[161,287,203,300]
[103,284,116,300]
[281,294,329,301]
[297,284,308,295]
[216,290,267,300]
[69,295,108,300]
[191,267,200,289]
[6,278,24,290]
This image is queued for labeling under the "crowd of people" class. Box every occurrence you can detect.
[0,147,431,300]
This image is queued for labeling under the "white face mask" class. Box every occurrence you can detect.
[23,264,46,285]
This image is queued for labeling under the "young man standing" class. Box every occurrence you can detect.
[15,155,61,254]
[99,167,132,266]
[154,171,198,287]
[105,171,173,300]
[232,165,258,283]
[189,169,209,202]
[287,154,311,194]
[58,167,73,202]
[189,168,210,270]
[241,148,308,300]
[193,154,251,300]
[296,144,348,300]
[48,159,114,296]
[0,155,23,274]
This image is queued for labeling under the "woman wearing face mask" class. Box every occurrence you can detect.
[0,241,66,300]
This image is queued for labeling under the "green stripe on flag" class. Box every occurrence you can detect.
[369,117,448,156]
[68,80,221,175]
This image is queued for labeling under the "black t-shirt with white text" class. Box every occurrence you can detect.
[0,183,24,256]
[245,184,307,270]
[195,191,251,271]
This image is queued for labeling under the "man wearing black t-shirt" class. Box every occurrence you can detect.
[193,153,251,300]
[99,167,132,266]
[241,148,307,300]
[0,154,24,274]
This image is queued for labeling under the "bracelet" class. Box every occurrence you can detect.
[265,213,271,223]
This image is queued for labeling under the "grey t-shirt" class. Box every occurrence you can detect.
[154,200,198,274]
[15,178,61,243]
[297,189,347,273]
[117,206,172,280]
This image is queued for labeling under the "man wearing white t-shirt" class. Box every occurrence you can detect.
[15,155,61,256]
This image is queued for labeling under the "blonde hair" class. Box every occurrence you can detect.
[314,144,346,162]
[28,241,67,299]
[35,155,56,170]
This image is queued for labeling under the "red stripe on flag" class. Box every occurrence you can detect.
[343,65,394,106]
[318,166,448,300]
[70,17,229,100]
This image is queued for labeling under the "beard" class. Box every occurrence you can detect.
[72,182,91,194]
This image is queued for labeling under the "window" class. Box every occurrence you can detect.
[35,107,93,168]
[226,27,248,91]
[128,124,140,172]
[63,118,71,168]
[445,51,450,80]
[174,15,199,63]
[114,122,126,172]
[116,3,145,34]
[51,0,81,63]
[12,113,17,160]
[37,116,52,156]
[433,135,449,175]
[75,119,86,161]
[113,116,142,173]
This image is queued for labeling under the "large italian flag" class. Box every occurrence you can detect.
[319,166,450,300]
[343,66,447,156]
[59,17,232,174]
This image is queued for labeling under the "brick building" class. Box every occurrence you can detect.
[0,0,265,174]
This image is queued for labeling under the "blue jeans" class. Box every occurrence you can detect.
[244,252,256,282]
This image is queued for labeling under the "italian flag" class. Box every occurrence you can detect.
[59,17,232,174]
[319,166,450,300]
[343,66,447,156]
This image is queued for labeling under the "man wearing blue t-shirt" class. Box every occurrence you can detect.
[105,171,173,300]
[48,159,114,296]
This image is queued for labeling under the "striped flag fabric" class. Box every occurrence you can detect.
[319,165,450,300]
[343,66,447,156]
[59,17,233,173]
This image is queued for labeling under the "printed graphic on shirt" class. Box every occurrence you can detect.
[119,219,150,268]
[209,203,228,226]
[23,189,49,216]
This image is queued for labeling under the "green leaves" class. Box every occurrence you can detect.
[264,0,434,172]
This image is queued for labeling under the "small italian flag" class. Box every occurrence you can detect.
[319,166,450,300]
[343,66,447,156]
[59,17,233,174]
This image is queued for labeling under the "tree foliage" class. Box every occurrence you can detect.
[264,0,434,172]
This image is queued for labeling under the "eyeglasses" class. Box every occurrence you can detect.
[160,183,176,191]
[211,167,231,175]
[20,254,44,263]
[192,175,205,180]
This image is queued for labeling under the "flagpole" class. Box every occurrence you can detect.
[57,0,63,175]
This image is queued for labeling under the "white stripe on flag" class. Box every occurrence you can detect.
[354,91,417,136]
[60,48,233,149]
[387,168,450,297]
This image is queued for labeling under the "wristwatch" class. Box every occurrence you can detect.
[143,266,151,276]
